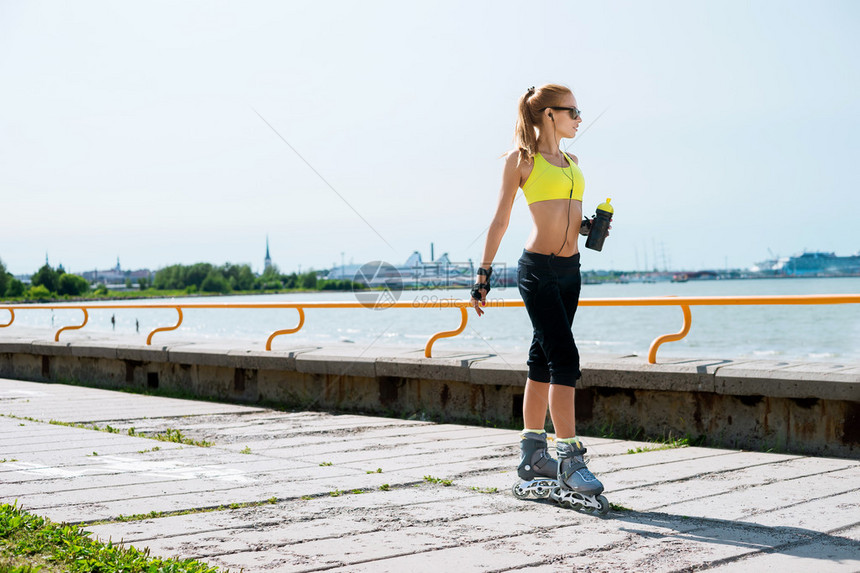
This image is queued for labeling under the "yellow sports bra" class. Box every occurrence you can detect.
[522,152,584,205]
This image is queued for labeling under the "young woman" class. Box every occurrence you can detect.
[470,84,607,512]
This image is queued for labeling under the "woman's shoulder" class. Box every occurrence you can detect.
[503,149,534,171]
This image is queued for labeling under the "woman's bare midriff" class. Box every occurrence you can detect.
[524,199,583,257]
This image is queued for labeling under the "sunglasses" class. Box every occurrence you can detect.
[546,106,581,120]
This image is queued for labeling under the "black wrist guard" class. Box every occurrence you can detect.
[471,267,492,300]
[471,282,491,300]
[579,217,593,236]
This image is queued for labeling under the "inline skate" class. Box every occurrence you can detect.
[512,435,609,515]
[511,431,558,500]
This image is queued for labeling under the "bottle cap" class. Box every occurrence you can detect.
[597,197,613,214]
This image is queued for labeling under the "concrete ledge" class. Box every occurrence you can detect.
[30,341,74,357]
[168,343,244,368]
[0,339,41,354]
[226,348,311,371]
[68,341,119,360]
[581,355,723,393]
[115,344,170,362]
[469,354,528,386]
[376,351,495,382]
[715,360,860,401]
[296,348,380,378]
[0,336,858,457]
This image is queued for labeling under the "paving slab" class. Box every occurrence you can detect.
[0,377,265,422]
[706,530,860,572]
[2,377,859,572]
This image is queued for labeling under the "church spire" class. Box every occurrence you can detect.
[264,236,272,271]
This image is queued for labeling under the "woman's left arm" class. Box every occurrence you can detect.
[471,152,521,315]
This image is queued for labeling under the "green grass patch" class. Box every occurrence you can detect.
[0,502,226,572]
[318,461,333,467]
[239,446,251,455]
[626,433,699,454]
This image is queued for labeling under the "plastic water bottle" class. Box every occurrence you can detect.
[585,198,613,252]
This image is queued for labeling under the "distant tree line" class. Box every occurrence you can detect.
[153,262,361,294]
[0,257,363,300]
[0,258,25,297]
[0,259,88,299]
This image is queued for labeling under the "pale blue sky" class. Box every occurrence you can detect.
[1,0,858,276]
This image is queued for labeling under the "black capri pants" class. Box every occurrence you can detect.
[517,249,582,387]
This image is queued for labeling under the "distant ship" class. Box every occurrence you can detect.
[751,251,860,277]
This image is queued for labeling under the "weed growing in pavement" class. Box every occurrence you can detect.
[627,437,690,454]
[0,502,226,572]
[379,484,390,491]
[0,459,18,463]
[150,428,212,447]
[92,497,281,526]
[116,510,160,522]
[625,432,706,454]
[319,461,333,466]
[469,486,498,494]
[0,414,214,448]
[126,426,212,447]
[423,475,453,486]
[365,468,383,474]
[239,446,251,454]
[610,503,632,512]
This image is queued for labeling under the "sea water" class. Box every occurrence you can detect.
[5,277,859,363]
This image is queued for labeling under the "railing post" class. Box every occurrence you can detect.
[266,307,306,350]
[147,307,184,345]
[55,308,89,342]
[424,306,468,358]
[648,304,692,364]
[0,308,14,328]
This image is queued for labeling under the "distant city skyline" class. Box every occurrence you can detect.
[2,2,858,276]
[19,239,860,280]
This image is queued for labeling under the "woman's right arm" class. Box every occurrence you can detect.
[471,152,523,316]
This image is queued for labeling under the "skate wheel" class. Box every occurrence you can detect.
[595,495,610,516]
[559,498,580,510]
[534,486,551,499]
[511,482,530,499]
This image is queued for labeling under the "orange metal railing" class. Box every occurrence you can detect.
[1,294,858,363]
